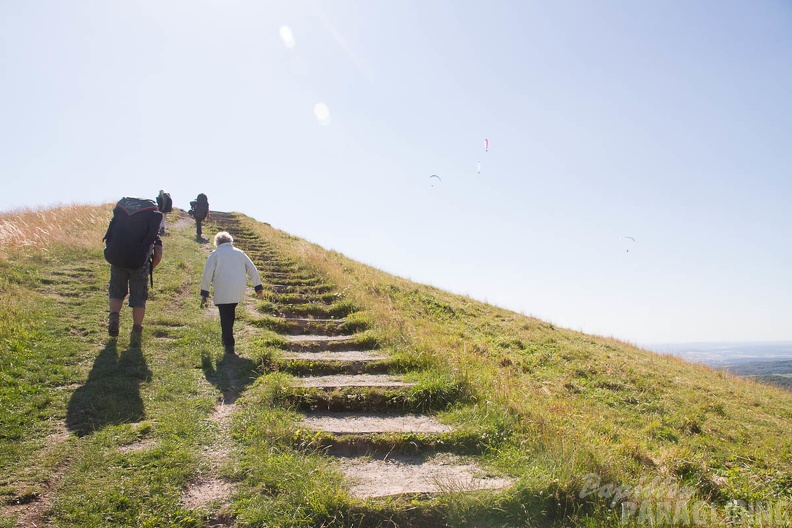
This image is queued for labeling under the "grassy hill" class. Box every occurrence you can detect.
[1,204,790,527]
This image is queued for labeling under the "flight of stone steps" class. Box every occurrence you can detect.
[211,213,512,498]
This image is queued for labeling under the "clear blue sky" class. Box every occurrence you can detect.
[2,1,791,345]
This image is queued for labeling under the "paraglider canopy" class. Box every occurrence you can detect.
[620,236,636,252]
[484,138,489,152]
[429,175,441,187]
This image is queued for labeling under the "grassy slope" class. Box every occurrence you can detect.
[0,205,790,527]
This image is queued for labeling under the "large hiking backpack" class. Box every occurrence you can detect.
[103,197,163,270]
[156,190,173,213]
[193,193,209,221]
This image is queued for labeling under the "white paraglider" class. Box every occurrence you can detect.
[620,236,636,252]
[279,25,296,49]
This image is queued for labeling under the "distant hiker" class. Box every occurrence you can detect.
[188,193,209,239]
[200,231,263,354]
[103,197,164,344]
[155,190,173,235]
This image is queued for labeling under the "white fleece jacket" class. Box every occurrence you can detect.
[200,243,262,305]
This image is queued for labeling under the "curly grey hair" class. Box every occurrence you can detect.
[214,231,234,247]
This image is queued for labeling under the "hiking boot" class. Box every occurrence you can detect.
[108,312,120,337]
[130,325,143,347]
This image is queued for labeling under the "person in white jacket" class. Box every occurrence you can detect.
[200,231,264,354]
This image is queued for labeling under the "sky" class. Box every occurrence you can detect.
[2,1,791,345]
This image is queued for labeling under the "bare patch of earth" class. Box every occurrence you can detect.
[180,477,235,510]
[180,401,237,520]
[178,353,246,520]
[301,412,453,434]
[210,400,237,424]
[117,437,158,454]
[337,453,514,498]
[165,212,195,231]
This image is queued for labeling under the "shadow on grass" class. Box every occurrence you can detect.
[66,339,152,437]
[202,350,258,404]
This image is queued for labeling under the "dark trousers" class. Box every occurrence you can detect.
[217,303,238,348]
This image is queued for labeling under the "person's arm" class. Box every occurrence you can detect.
[243,253,264,297]
[200,252,216,305]
[151,241,163,270]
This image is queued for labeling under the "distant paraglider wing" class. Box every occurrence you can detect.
[476,161,481,174]
[484,138,489,152]
[620,236,636,252]
[429,174,441,187]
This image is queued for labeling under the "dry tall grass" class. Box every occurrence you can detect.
[0,204,111,261]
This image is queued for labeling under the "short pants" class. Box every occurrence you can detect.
[108,263,150,307]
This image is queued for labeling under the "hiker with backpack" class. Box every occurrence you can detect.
[155,190,173,235]
[103,197,164,344]
[188,193,209,239]
[200,231,264,355]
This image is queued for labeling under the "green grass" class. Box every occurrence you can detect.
[1,206,791,527]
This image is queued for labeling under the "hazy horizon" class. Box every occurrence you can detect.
[649,341,792,366]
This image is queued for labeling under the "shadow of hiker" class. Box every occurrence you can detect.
[66,339,152,437]
[202,351,257,404]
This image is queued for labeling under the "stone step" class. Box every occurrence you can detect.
[294,374,413,389]
[263,304,353,319]
[264,271,316,280]
[279,317,354,336]
[282,335,369,352]
[269,283,334,294]
[300,412,451,434]
[278,351,390,375]
[265,292,339,305]
[337,453,514,499]
[253,316,361,337]
[280,351,388,362]
[285,334,357,344]
[264,276,323,286]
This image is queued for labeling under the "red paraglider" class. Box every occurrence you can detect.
[484,138,489,152]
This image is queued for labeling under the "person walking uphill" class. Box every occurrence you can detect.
[188,193,209,239]
[103,197,164,345]
[200,231,264,354]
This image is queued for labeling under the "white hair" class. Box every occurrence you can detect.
[214,231,234,247]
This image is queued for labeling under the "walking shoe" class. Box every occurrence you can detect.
[108,312,120,337]
[130,325,143,347]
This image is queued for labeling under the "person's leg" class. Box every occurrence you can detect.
[108,266,129,337]
[109,298,124,312]
[217,303,238,352]
[108,298,123,336]
[128,263,150,344]
[196,219,202,238]
[132,307,145,326]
